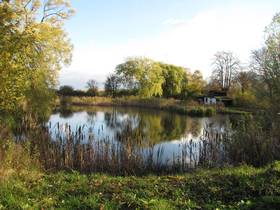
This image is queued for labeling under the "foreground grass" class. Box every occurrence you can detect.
[1,162,280,209]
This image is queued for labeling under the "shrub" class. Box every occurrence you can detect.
[227,113,280,166]
[234,91,257,108]
[0,139,40,172]
[205,107,216,116]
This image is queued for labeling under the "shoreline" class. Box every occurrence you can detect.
[58,96,251,116]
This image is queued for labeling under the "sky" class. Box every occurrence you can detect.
[59,0,280,89]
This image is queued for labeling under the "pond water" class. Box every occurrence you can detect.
[48,106,231,169]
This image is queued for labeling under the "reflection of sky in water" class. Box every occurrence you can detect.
[50,111,114,140]
[48,107,230,164]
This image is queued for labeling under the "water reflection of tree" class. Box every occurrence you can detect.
[59,108,74,118]
[102,108,197,146]
[137,114,163,145]
[86,111,97,125]
[161,114,188,140]
[57,106,208,145]
[185,118,203,138]
[104,109,133,129]
[204,115,230,133]
[184,117,231,138]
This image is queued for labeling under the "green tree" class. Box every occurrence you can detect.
[179,69,205,99]
[187,70,205,97]
[178,69,190,99]
[251,13,280,110]
[104,74,120,97]
[58,85,74,96]
[160,63,187,98]
[116,57,164,97]
[0,0,74,125]
[234,71,254,95]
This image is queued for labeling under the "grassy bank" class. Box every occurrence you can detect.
[59,96,250,116]
[218,107,254,115]
[1,163,280,209]
[1,112,279,209]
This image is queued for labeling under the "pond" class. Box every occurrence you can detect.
[45,106,231,174]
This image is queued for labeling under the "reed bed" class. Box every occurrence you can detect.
[5,113,279,175]
[17,122,232,175]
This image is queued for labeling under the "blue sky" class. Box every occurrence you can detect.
[60,0,280,89]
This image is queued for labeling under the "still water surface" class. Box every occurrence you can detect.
[48,106,230,164]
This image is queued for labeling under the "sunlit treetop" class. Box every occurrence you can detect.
[0,0,74,123]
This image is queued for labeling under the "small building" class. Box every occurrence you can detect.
[201,97,217,105]
[197,90,233,106]
[197,96,217,105]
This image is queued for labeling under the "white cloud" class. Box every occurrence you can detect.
[162,18,189,26]
[60,7,274,88]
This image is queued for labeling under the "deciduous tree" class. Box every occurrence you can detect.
[251,13,280,110]
[211,51,240,92]
[160,63,186,98]
[86,79,98,96]
[104,74,120,97]
[0,0,74,124]
[234,71,253,95]
[116,57,164,97]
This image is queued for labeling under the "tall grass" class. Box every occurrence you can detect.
[226,114,280,166]
[1,112,279,175]
[32,123,202,175]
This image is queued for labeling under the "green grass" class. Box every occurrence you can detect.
[1,162,280,209]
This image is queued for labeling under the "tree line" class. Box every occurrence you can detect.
[59,59,205,99]
[61,11,280,114]
[104,58,205,99]
[1,0,280,129]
